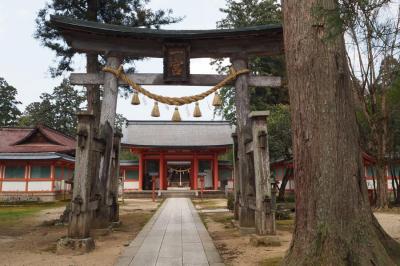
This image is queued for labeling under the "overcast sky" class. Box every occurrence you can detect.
[0,0,228,121]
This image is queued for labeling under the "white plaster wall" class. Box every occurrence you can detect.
[124,181,139,190]
[366,180,374,189]
[388,179,396,189]
[54,181,62,191]
[28,181,52,191]
[2,182,26,191]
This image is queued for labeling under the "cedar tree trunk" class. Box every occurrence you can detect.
[282,0,400,265]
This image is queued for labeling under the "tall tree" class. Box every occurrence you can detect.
[283,0,400,264]
[0,78,22,127]
[343,1,400,208]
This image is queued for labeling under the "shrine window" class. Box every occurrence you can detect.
[55,166,63,179]
[126,169,139,180]
[31,165,51,179]
[4,165,25,179]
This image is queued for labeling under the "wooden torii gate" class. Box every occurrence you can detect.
[50,15,283,251]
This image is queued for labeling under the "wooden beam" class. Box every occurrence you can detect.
[64,33,283,58]
[70,73,282,88]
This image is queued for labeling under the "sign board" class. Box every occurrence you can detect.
[163,42,190,83]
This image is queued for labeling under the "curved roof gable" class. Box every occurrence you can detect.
[0,125,75,154]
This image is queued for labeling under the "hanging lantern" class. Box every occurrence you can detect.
[193,102,202,118]
[212,92,222,107]
[131,91,140,105]
[151,102,160,117]
[172,107,181,122]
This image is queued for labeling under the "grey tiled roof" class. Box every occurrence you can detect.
[122,121,234,148]
[0,152,75,161]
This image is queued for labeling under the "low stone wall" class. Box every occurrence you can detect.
[0,191,71,202]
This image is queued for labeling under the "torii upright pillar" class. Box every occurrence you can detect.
[95,55,122,226]
[232,55,256,229]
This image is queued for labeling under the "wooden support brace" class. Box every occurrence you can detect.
[67,112,96,249]
[249,111,275,235]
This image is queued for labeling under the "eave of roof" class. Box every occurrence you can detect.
[0,152,75,162]
[50,15,282,40]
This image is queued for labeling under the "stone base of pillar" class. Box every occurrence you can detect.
[57,237,95,254]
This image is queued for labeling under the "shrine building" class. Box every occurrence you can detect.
[0,125,75,201]
[121,120,234,191]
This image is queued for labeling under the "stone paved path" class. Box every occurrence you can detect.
[116,198,224,266]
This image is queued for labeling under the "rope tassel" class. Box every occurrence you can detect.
[172,107,181,122]
[193,102,202,117]
[131,91,140,105]
[212,92,222,107]
[151,101,160,117]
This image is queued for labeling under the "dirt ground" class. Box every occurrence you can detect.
[194,199,400,266]
[0,199,160,266]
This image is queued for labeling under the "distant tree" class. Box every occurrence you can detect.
[19,79,85,135]
[265,104,291,160]
[114,113,128,133]
[20,79,128,136]
[0,78,22,126]
[342,1,400,208]
[19,98,54,129]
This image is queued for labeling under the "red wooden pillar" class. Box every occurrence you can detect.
[193,154,199,190]
[51,163,55,192]
[138,153,144,190]
[25,163,29,192]
[213,153,219,190]
[159,153,165,190]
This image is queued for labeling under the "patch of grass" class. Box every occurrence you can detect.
[260,256,283,266]
[192,199,226,209]
[276,219,294,232]
[212,214,233,225]
[0,201,66,226]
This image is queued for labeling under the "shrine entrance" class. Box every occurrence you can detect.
[167,161,191,189]
[50,14,284,250]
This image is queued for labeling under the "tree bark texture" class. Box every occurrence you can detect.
[283,0,400,265]
[232,56,256,228]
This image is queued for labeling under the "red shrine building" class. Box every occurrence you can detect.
[120,120,234,191]
[0,126,75,201]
